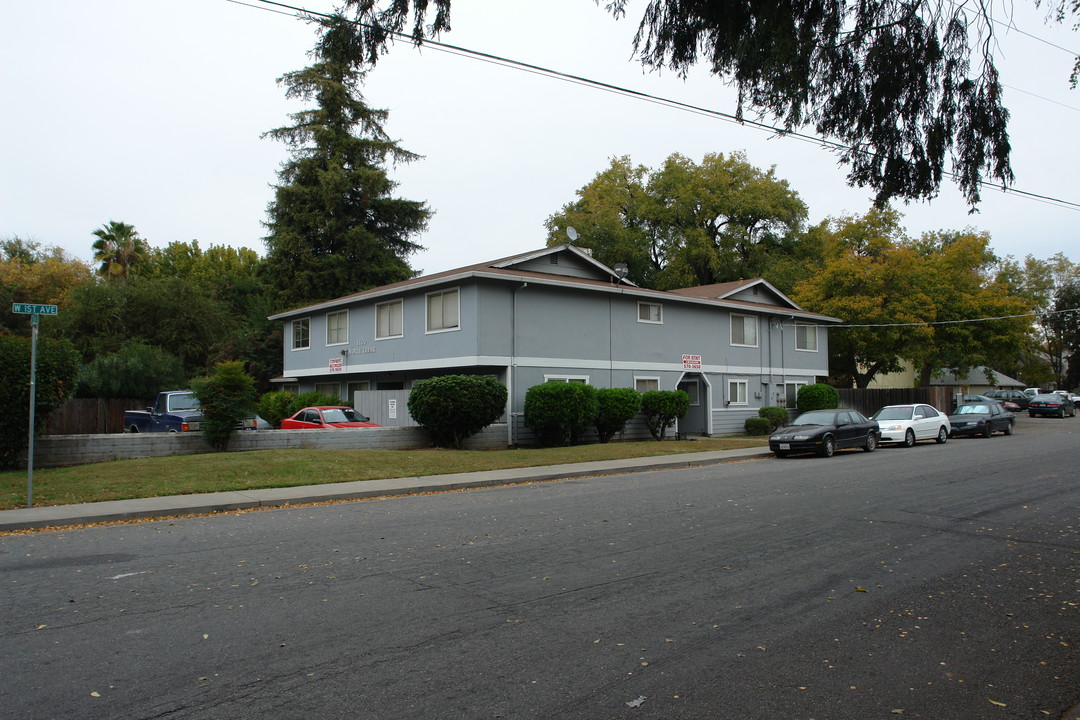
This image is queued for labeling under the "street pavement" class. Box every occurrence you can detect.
[0,446,772,532]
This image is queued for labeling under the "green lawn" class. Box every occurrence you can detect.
[1,437,768,510]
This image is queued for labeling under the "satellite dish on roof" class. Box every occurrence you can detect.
[566,227,578,242]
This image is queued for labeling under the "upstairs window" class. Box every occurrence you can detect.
[730,314,758,347]
[637,302,663,324]
[795,323,818,351]
[376,300,403,339]
[427,289,460,333]
[292,318,310,350]
[326,310,348,346]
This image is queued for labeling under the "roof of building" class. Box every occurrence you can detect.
[269,244,842,323]
[930,366,1025,388]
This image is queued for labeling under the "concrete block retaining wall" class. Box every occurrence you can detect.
[28,425,508,468]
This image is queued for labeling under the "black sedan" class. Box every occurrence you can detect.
[947,402,1015,438]
[769,409,879,458]
[1028,393,1077,418]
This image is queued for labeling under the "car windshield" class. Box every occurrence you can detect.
[791,410,838,426]
[955,404,990,414]
[321,408,369,423]
[874,407,913,421]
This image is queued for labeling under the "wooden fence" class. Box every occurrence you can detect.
[44,398,146,435]
[838,387,957,417]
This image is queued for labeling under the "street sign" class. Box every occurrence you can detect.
[12,303,58,315]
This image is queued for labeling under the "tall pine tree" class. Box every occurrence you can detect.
[263,14,430,308]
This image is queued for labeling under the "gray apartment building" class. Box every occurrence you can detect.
[270,244,839,445]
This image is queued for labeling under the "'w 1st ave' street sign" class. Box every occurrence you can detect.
[12,303,58,315]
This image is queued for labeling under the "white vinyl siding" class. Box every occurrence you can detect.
[376,300,403,339]
[730,314,758,347]
[795,323,818,351]
[426,289,460,333]
[326,310,348,346]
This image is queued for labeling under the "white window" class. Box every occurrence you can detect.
[730,314,758,347]
[376,300,403,339]
[728,380,748,406]
[326,310,348,346]
[544,375,589,384]
[637,302,662,324]
[292,318,310,350]
[795,323,818,351]
[427,288,460,333]
[783,382,806,408]
[635,377,660,393]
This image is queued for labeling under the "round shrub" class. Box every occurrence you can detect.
[744,417,771,435]
[291,391,345,414]
[190,361,256,451]
[796,383,840,412]
[524,381,598,446]
[407,374,508,448]
[640,390,690,440]
[758,406,789,430]
[257,390,297,429]
[594,387,642,443]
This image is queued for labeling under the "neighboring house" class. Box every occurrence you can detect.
[269,244,840,445]
[868,362,1024,394]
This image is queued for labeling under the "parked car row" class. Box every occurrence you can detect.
[767,393,1051,458]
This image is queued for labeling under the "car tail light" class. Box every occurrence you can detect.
[181,422,190,431]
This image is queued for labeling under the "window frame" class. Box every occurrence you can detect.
[727,379,749,406]
[637,301,663,324]
[544,375,590,384]
[291,317,310,351]
[635,377,660,393]
[677,379,700,406]
[730,313,759,348]
[426,288,461,334]
[314,382,341,400]
[326,309,349,346]
[795,322,818,352]
[376,299,404,340]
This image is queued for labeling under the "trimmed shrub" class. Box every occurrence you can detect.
[758,406,789,430]
[796,383,840,412]
[407,375,508,448]
[0,334,81,469]
[594,387,642,443]
[190,361,256,451]
[744,416,771,435]
[257,390,298,429]
[640,390,690,441]
[290,391,345,415]
[524,381,598,446]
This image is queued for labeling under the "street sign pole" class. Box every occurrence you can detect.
[27,315,38,508]
[12,303,58,509]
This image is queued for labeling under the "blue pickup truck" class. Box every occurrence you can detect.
[124,391,203,433]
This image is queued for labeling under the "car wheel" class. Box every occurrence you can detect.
[773,450,789,459]
[1004,421,1014,436]
[819,436,836,458]
[982,422,992,438]
[936,426,948,444]
[903,429,916,448]
[127,425,139,434]
[1058,407,1065,418]
[1029,412,1036,418]
[863,432,878,452]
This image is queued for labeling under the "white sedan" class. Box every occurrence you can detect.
[871,403,951,447]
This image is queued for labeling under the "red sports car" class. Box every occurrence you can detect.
[280,406,381,429]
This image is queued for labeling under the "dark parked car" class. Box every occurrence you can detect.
[769,409,879,458]
[281,406,381,429]
[947,402,1015,438]
[983,388,1030,410]
[1027,393,1076,418]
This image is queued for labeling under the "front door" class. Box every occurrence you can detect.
[677,376,708,436]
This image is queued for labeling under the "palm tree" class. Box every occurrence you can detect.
[91,220,148,280]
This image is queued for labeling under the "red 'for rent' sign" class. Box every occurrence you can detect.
[682,354,701,369]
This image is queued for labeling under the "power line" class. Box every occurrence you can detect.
[834,307,1079,328]
[242,0,1080,213]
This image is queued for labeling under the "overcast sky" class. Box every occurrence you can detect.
[3,0,1078,279]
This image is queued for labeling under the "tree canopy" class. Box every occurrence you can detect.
[262,13,430,308]
[339,0,1079,205]
[91,220,149,280]
[544,152,807,290]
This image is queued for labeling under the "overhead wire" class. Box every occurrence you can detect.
[239,0,1080,213]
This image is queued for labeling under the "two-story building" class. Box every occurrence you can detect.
[269,244,840,445]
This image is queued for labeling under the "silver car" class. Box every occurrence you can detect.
[871,403,951,447]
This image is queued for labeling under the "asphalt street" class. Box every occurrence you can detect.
[1,415,1077,719]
